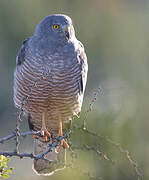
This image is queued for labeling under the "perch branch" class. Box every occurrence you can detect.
[0,86,143,180]
[0,131,41,144]
[0,132,68,159]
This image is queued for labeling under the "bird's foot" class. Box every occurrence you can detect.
[33,134,39,139]
[57,138,69,152]
[33,110,51,141]
[33,128,51,142]
[41,128,51,141]
[56,118,69,152]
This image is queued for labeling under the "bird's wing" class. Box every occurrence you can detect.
[77,41,88,95]
[16,38,30,66]
[14,38,31,109]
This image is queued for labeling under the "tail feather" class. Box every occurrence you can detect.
[32,138,66,176]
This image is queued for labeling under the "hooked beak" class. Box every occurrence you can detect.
[62,25,71,40]
[65,27,70,39]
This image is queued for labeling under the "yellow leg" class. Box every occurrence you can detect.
[57,115,69,152]
[41,110,51,141]
[33,110,51,141]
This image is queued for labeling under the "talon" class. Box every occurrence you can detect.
[57,139,69,152]
[57,115,69,152]
[41,127,51,142]
[43,135,48,142]
[44,129,51,138]
[33,135,39,139]
[63,139,69,149]
[41,129,51,137]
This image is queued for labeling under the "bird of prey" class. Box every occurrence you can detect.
[13,14,88,176]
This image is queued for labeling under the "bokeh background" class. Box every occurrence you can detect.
[0,0,149,179]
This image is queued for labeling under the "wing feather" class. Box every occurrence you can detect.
[77,41,88,95]
[16,38,30,66]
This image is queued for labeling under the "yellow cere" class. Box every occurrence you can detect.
[53,24,60,30]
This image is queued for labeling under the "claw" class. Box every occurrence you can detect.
[57,115,69,152]
[57,139,69,152]
[39,110,51,142]
[33,135,39,139]
[41,129,51,141]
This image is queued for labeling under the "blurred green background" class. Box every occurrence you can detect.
[0,0,149,179]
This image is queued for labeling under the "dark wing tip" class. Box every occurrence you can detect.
[78,42,88,95]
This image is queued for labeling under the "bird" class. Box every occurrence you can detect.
[13,14,88,176]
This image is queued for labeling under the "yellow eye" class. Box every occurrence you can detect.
[53,24,60,30]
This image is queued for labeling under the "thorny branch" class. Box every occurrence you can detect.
[83,87,103,129]
[0,132,68,159]
[0,86,143,180]
[0,130,40,144]
[80,128,142,180]
[70,86,142,180]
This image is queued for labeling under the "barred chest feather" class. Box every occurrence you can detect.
[14,49,83,133]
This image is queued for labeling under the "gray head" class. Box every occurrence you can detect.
[34,14,76,45]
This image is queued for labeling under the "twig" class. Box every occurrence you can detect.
[0,131,41,144]
[83,87,102,130]
[106,138,143,180]
[80,127,143,180]
[0,133,68,160]
[14,110,22,153]
[70,144,115,165]
[0,84,143,180]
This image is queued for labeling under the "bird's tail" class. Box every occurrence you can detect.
[32,138,66,176]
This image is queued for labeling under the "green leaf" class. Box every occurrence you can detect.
[1,174,9,178]
[0,156,12,179]
[5,169,12,174]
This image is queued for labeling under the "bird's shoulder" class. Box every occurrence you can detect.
[16,38,31,66]
[76,40,87,64]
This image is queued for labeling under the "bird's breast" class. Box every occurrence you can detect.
[14,54,82,121]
